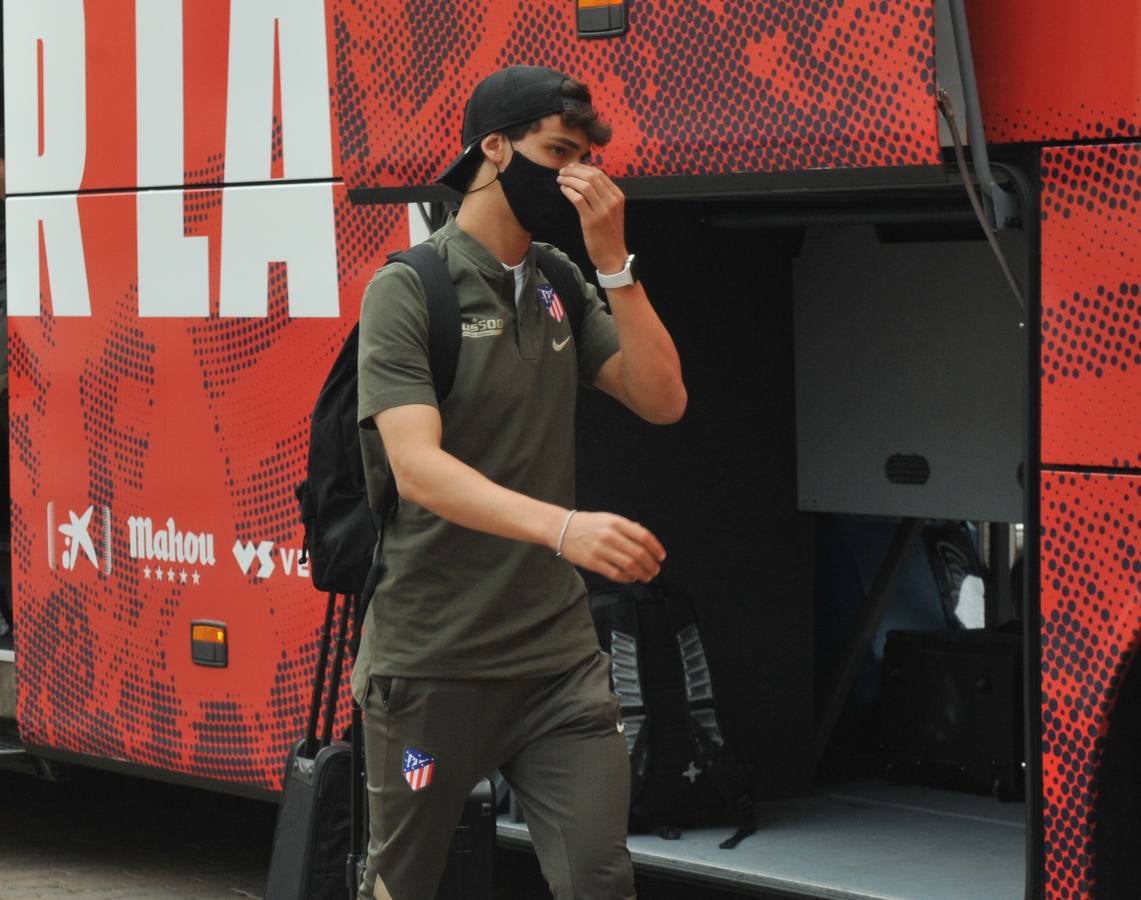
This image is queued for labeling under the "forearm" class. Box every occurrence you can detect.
[396,442,665,584]
[604,282,687,424]
[389,439,569,552]
[374,404,664,582]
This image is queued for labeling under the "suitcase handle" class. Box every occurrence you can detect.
[304,592,353,756]
[322,593,353,747]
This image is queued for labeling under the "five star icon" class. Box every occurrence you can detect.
[142,565,203,586]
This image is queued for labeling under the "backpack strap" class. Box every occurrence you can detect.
[534,245,587,344]
[375,244,462,538]
[386,243,462,406]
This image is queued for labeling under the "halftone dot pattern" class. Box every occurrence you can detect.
[987,109,1140,146]
[19,580,129,763]
[268,640,321,746]
[186,154,226,188]
[335,191,399,290]
[78,287,157,499]
[191,700,265,784]
[233,423,310,549]
[1040,473,1141,900]
[4,318,50,596]
[1040,144,1141,899]
[1042,285,1141,384]
[7,325,52,503]
[9,499,34,594]
[964,0,1140,146]
[332,0,941,190]
[273,115,284,171]
[1041,145,1141,468]
[12,189,407,792]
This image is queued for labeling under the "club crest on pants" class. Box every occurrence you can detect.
[402,747,436,791]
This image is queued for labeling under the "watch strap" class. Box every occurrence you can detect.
[596,254,637,289]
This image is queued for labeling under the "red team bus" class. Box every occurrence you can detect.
[1,2,1138,898]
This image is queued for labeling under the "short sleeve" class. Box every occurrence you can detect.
[357,262,438,430]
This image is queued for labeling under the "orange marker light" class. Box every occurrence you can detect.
[577,0,628,38]
[191,621,228,667]
[192,624,226,644]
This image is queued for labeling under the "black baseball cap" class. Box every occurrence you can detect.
[437,65,578,193]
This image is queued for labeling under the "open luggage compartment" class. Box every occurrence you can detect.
[502,171,1033,899]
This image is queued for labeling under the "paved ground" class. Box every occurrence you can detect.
[0,763,750,899]
[1,765,271,899]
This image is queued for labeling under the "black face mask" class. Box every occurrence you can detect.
[497,146,581,238]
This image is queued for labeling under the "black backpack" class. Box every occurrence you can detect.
[589,579,757,849]
[295,241,587,597]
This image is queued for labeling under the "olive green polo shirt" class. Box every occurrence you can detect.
[352,217,619,693]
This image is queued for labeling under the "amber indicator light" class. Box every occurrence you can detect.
[191,620,228,668]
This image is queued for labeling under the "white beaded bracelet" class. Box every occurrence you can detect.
[554,509,578,559]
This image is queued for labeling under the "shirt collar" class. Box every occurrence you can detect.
[439,215,535,281]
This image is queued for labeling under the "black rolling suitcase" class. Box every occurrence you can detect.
[880,626,1025,800]
[266,591,355,900]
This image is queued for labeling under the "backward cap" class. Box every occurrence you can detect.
[437,65,576,192]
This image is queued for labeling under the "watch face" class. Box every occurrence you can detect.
[629,254,640,284]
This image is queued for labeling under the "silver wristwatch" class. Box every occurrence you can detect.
[596,254,640,289]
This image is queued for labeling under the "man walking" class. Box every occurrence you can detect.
[353,65,686,899]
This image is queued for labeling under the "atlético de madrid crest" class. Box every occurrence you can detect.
[402,747,436,791]
[538,283,566,322]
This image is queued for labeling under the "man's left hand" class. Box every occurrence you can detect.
[557,163,629,275]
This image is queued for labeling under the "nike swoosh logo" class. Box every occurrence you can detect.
[552,336,572,352]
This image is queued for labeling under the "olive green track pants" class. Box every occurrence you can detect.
[355,650,636,900]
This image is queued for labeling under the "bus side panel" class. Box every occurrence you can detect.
[332,0,942,191]
[1039,473,1141,900]
[8,186,404,791]
[1040,143,1141,900]
[966,0,1140,145]
[3,0,343,194]
[1040,144,1141,468]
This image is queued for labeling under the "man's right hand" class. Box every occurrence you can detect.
[557,511,665,583]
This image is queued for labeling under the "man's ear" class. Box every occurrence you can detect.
[480,132,508,169]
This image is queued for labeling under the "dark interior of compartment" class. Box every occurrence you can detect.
[572,191,1028,802]
[575,204,813,797]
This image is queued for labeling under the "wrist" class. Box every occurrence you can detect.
[554,509,578,558]
[596,253,639,290]
[596,252,630,275]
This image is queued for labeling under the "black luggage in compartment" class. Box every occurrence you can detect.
[880,627,1024,800]
[433,778,495,900]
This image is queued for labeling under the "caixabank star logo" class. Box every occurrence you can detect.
[47,502,112,575]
